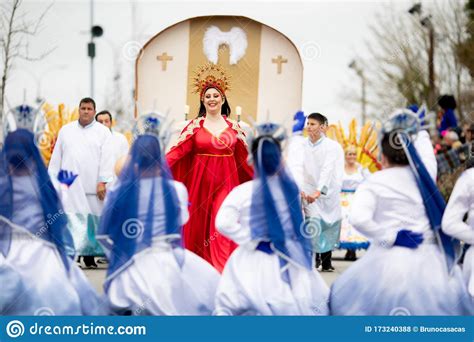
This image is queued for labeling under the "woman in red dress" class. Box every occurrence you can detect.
[166,64,253,272]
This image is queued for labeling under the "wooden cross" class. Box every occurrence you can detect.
[156,52,173,71]
[272,55,288,74]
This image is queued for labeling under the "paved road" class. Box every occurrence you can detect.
[84,249,363,294]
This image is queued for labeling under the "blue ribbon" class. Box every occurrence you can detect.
[401,133,460,271]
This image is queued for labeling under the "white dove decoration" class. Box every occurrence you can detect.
[203,26,248,65]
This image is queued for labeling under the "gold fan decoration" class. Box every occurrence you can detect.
[192,63,231,99]
[326,118,382,172]
[38,103,79,166]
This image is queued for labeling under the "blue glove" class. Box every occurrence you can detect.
[393,229,424,249]
[57,170,78,187]
[292,111,306,133]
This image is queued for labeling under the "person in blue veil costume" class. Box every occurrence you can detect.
[97,114,220,315]
[330,110,471,315]
[0,129,105,315]
[214,121,329,315]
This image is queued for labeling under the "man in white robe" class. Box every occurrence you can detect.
[300,113,344,271]
[95,110,129,168]
[48,97,114,267]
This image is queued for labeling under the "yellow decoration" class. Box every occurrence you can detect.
[38,103,79,166]
[327,119,381,172]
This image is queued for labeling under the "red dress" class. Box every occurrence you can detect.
[166,117,253,272]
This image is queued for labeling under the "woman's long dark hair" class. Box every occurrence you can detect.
[197,87,232,117]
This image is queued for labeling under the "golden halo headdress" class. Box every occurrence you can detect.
[192,63,231,100]
[326,118,382,172]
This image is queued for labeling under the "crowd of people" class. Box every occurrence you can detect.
[433,95,473,167]
[0,65,473,316]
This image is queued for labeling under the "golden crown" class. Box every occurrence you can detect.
[192,63,231,99]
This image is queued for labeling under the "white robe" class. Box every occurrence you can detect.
[301,136,344,220]
[111,130,129,163]
[442,168,474,302]
[49,120,114,215]
[104,178,220,315]
[214,179,329,316]
[48,120,114,255]
[299,136,344,253]
[330,131,471,315]
[0,218,104,315]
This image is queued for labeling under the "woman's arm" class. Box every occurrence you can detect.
[442,170,474,244]
[234,139,254,183]
[215,183,252,245]
[349,182,397,246]
[166,133,194,168]
[165,121,198,184]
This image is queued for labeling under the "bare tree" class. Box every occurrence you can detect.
[0,0,53,140]
[433,0,472,121]
[348,3,432,119]
[455,0,474,78]
[348,1,473,122]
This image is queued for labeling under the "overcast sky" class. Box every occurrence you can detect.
[6,0,432,126]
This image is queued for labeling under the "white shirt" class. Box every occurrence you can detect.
[349,130,438,246]
[216,178,295,246]
[301,136,345,221]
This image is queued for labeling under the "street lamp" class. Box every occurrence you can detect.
[88,0,103,98]
[349,60,367,124]
[408,3,436,109]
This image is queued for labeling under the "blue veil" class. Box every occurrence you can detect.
[383,111,461,271]
[98,116,182,287]
[0,129,74,270]
[249,123,313,276]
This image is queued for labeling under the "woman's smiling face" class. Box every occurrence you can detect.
[203,88,224,114]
